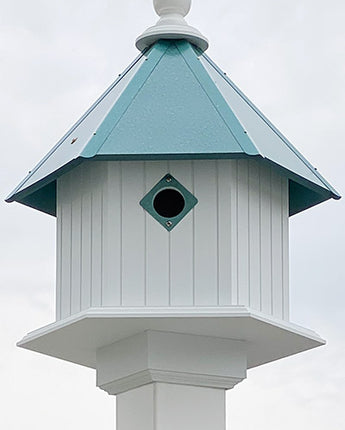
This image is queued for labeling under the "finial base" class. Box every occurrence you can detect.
[136,0,208,52]
[136,22,209,52]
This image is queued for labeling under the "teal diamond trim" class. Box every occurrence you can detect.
[140,174,198,231]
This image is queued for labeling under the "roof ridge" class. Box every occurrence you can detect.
[175,41,258,156]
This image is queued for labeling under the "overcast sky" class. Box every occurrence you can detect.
[1,0,344,429]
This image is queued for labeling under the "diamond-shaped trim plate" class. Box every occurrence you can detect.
[140,174,198,231]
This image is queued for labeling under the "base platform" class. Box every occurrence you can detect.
[18,306,325,369]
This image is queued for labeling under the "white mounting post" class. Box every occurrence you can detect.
[96,331,247,430]
[117,383,225,430]
[136,0,209,52]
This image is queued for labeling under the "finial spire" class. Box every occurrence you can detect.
[136,0,208,52]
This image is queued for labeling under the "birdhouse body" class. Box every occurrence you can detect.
[56,158,289,321]
[8,39,338,374]
[7,2,341,428]
[7,16,341,426]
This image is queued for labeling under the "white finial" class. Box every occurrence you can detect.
[154,0,191,17]
[136,0,208,52]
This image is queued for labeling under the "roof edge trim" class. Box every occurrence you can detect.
[7,153,337,217]
[6,52,146,202]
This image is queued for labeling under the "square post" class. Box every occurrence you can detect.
[117,383,225,430]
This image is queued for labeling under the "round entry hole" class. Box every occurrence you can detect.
[153,188,185,218]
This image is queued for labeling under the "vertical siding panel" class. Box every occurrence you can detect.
[57,159,289,317]
[237,160,249,306]
[81,164,92,311]
[100,163,109,306]
[102,162,121,306]
[248,160,261,311]
[169,161,194,306]
[229,160,238,305]
[56,181,62,320]
[70,167,82,314]
[60,174,72,318]
[282,178,289,320]
[218,160,232,305]
[194,160,218,306]
[121,162,145,306]
[260,165,272,314]
[145,161,170,306]
[90,163,103,307]
[271,170,283,318]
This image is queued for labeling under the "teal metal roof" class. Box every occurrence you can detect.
[7,40,340,215]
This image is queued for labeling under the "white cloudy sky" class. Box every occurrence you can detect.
[1,0,344,429]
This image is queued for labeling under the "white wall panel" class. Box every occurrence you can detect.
[90,163,105,307]
[144,161,170,306]
[194,161,218,306]
[80,168,92,311]
[271,170,284,319]
[121,162,146,306]
[70,169,82,314]
[102,162,121,306]
[282,179,289,320]
[217,161,232,306]
[259,164,273,314]
[59,173,72,319]
[56,183,62,320]
[237,160,250,307]
[169,161,194,306]
[229,160,239,305]
[57,159,289,320]
[248,160,261,311]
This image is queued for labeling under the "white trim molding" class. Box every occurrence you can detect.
[96,331,246,395]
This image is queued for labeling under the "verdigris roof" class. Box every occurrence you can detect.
[6,40,340,215]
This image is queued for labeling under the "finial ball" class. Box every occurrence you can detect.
[154,0,191,17]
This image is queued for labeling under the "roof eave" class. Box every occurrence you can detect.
[6,153,340,217]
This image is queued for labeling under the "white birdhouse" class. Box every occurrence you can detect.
[7,1,340,429]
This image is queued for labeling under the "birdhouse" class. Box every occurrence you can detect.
[7,1,340,429]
